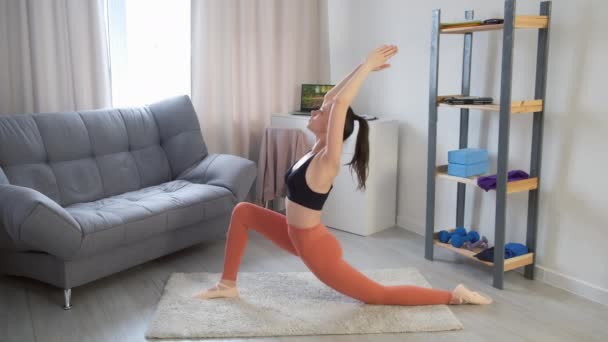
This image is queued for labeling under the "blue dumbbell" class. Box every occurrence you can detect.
[438,227,467,243]
[451,231,480,248]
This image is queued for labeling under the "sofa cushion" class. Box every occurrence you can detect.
[0,226,14,250]
[33,112,93,162]
[0,116,62,202]
[80,109,130,155]
[51,158,104,206]
[65,180,234,257]
[0,115,47,166]
[0,167,7,184]
[148,95,207,178]
[0,95,206,206]
[130,145,172,188]
[119,106,161,150]
[95,152,140,196]
[2,163,61,202]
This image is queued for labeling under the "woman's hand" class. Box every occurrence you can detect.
[364,44,398,71]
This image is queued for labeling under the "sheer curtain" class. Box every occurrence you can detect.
[106,0,191,107]
[191,0,330,159]
[0,0,111,115]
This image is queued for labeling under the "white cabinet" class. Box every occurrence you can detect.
[270,113,398,236]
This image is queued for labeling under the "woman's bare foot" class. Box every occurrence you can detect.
[193,279,239,300]
[449,284,492,305]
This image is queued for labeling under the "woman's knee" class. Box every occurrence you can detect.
[234,201,255,211]
[232,201,257,218]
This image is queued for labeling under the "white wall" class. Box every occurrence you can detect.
[327,0,607,304]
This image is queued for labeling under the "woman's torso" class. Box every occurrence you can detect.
[284,149,336,229]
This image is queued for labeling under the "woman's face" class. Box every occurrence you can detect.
[307,103,330,135]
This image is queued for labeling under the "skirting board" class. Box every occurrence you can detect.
[397,216,608,307]
[526,266,608,306]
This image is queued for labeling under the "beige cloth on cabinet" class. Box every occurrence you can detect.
[256,127,311,204]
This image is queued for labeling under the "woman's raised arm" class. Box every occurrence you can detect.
[321,45,398,165]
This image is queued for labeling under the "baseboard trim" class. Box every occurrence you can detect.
[397,215,425,236]
[528,265,608,306]
[396,216,608,306]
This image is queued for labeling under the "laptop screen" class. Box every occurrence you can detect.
[300,84,334,111]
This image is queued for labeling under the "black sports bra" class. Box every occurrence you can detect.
[284,151,333,211]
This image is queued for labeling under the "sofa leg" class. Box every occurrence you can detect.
[63,288,72,310]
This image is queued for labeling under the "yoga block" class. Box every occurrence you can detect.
[448,148,488,165]
[448,161,488,177]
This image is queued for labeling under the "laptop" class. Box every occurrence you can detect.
[291,84,335,115]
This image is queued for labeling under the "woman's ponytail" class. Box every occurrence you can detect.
[346,112,370,190]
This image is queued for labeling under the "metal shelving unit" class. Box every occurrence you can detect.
[424,0,551,289]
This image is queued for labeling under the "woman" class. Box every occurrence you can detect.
[195,45,492,305]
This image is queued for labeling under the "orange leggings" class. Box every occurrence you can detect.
[221,202,453,306]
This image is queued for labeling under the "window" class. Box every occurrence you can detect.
[106,0,190,107]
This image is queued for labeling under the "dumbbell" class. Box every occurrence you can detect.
[451,231,480,248]
[437,227,467,243]
[464,236,488,251]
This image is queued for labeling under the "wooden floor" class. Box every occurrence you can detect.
[1,226,606,342]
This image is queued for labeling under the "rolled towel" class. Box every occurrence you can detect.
[505,243,529,258]
[477,170,530,191]
[474,243,529,262]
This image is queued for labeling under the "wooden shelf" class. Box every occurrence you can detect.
[441,23,502,34]
[433,231,534,272]
[440,15,548,34]
[437,96,543,114]
[436,165,538,194]
[427,1,550,289]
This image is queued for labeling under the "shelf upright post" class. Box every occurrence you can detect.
[456,10,474,228]
[494,0,517,289]
[425,9,441,261]
[525,1,551,279]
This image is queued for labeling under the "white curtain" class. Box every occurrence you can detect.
[0,0,111,115]
[191,0,330,160]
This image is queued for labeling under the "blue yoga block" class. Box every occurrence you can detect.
[448,161,488,177]
[448,148,488,165]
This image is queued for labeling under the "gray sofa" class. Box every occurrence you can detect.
[0,95,256,309]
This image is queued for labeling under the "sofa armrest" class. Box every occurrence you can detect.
[177,154,257,202]
[0,185,82,259]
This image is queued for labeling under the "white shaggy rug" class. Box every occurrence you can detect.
[145,268,462,340]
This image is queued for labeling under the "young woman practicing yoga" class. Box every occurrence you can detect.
[194,44,492,305]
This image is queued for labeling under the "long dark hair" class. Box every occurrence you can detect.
[343,107,369,190]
